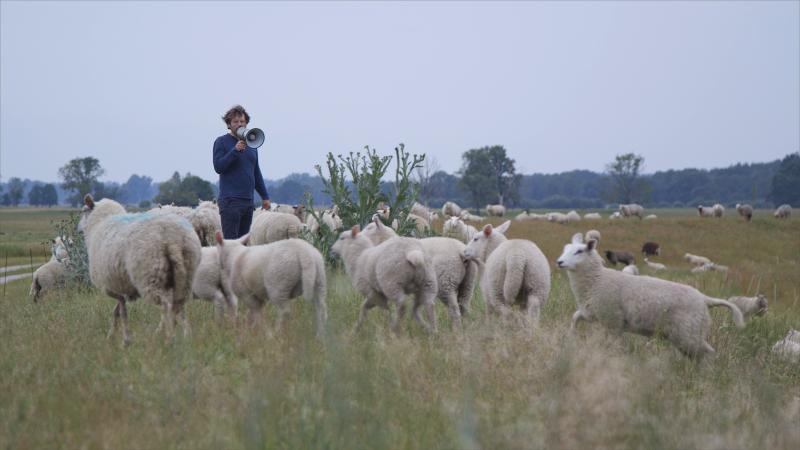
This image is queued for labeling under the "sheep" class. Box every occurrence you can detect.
[442,201,462,218]
[411,202,436,223]
[546,212,569,224]
[149,202,221,246]
[772,330,800,363]
[442,216,477,243]
[215,232,327,337]
[29,256,67,302]
[583,213,602,220]
[459,210,485,222]
[609,212,622,220]
[691,262,729,273]
[774,204,792,219]
[604,250,635,267]
[641,241,661,257]
[362,217,478,326]
[697,205,715,217]
[643,258,666,271]
[619,204,644,219]
[249,210,302,244]
[684,253,712,267]
[79,195,201,345]
[726,294,767,319]
[271,203,306,222]
[485,204,506,217]
[463,221,551,328]
[712,204,725,218]
[556,233,744,359]
[644,214,658,220]
[735,203,753,221]
[305,207,342,234]
[330,225,438,334]
[565,210,581,223]
[585,229,601,244]
[622,264,639,275]
[515,211,547,221]
[407,213,431,235]
[191,246,238,321]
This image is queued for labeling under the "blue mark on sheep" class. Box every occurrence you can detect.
[110,212,194,231]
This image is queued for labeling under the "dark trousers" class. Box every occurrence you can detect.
[219,197,255,239]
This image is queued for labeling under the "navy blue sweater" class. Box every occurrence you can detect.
[213,133,269,201]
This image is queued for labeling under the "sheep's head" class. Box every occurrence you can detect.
[331,225,372,260]
[361,215,397,245]
[557,233,597,270]
[755,294,768,316]
[463,220,510,262]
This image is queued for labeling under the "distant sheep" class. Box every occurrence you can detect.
[644,214,658,220]
[29,240,69,303]
[271,203,306,222]
[727,294,767,319]
[774,204,792,219]
[609,212,622,220]
[697,205,715,217]
[305,207,342,234]
[459,210,484,222]
[771,329,800,363]
[684,253,712,267]
[644,258,666,271]
[583,213,602,220]
[712,204,725,218]
[641,241,661,257]
[442,216,477,243]
[250,210,302,244]
[546,212,569,224]
[411,202,436,223]
[691,262,729,273]
[442,201,462,218]
[565,210,581,223]
[619,204,644,219]
[604,250,635,266]
[557,233,744,359]
[622,264,639,275]
[585,229,601,244]
[485,204,506,217]
[735,203,753,221]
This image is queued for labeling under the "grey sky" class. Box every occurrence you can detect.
[1,1,798,184]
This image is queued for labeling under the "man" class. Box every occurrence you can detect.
[213,104,270,239]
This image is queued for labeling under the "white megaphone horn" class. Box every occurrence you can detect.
[235,126,266,148]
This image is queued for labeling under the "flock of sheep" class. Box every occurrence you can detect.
[28,196,798,363]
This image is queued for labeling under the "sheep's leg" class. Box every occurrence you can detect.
[212,292,227,324]
[273,297,291,335]
[443,292,462,330]
[570,310,587,332]
[389,299,404,335]
[354,296,378,333]
[161,301,176,339]
[175,304,190,339]
[410,296,435,335]
[107,301,121,340]
[314,293,328,340]
[524,295,542,330]
[119,298,131,346]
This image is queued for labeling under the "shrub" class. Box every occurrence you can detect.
[52,212,92,289]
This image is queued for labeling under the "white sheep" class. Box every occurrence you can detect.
[149,202,221,246]
[362,217,479,327]
[774,204,792,219]
[330,225,438,334]
[215,232,327,337]
[684,253,712,267]
[697,205,715,217]
[735,203,753,221]
[583,213,602,220]
[771,329,800,363]
[249,210,302,244]
[644,214,658,220]
[407,213,431,235]
[712,204,725,218]
[305,207,343,234]
[726,294,767,319]
[609,211,622,220]
[565,210,581,223]
[29,256,67,302]
[556,233,744,359]
[79,195,201,345]
[442,201,462,218]
[463,221,551,328]
[643,257,666,271]
[691,262,729,274]
[619,204,644,219]
[485,204,506,217]
[270,203,306,222]
[585,229,601,244]
[622,264,639,275]
[459,210,484,222]
[191,246,238,321]
[442,216,477,243]
[411,202,436,223]
[546,212,569,224]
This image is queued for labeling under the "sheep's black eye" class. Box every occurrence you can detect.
[575,249,583,255]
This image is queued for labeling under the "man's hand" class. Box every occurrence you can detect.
[235,140,246,152]
[262,199,271,210]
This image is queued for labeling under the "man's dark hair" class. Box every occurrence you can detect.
[222,105,251,128]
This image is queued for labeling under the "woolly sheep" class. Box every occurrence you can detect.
[712,204,725,218]
[557,233,744,359]
[774,204,792,219]
[305,208,342,234]
[619,204,644,219]
[149,202,221,246]
[609,212,622,220]
[442,201,462,218]
[331,226,438,334]
[411,202,436,223]
[459,210,484,222]
[79,195,201,345]
[485,204,506,217]
[726,294,767,319]
[641,241,661,257]
[442,216,477,243]
[622,264,639,275]
[546,212,569,224]
[250,210,302,244]
[565,210,581,223]
[644,214,658,220]
[585,229,601,244]
[215,232,327,337]
[515,211,547,221]
[29,257,67,302]
[771,329,800,363]
[407,213,431,235]
[191,247,238,321]
[583,213,602,220]
[643,258,666,271]
[697,205,715,217]
[463,221,551,328]
[271,203,306,222]
[684,253,711,267]
[735,203,753,221]
[691,262,729,273]
[604,250,635,266]
[362,217,478,326]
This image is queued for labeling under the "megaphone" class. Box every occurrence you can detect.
[235,126,266,148]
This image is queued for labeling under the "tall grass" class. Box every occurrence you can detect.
[0,208,798,449]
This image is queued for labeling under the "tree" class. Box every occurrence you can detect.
[768,152,800,206]
[414,156,441,206]
[58,157,105,206]
[604,153,650,204]
[5,177,24,206]
[119,174,155,204]
[458,145,518,209]
[41,184,58,206]
[154,172,215,206]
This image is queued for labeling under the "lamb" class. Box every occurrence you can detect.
[622,264,639,275]
[697,205,715,217]
[191,246,238,321]
[641,241,661,257]
[215,232,327,337]
[463,221,551,328]
[411,202,436,223]
[604,250,635,266]
[726,294,767,319]
[249,210,302,244]
[330,225,438,334]
[442,201,462,218]
[79,195,201,345]
[362,217,478,326]
[619,204,644,219]
[644,214,658,220]
[271,203,306,222]
[556,233,744,359]
[565,210,581,223]
[407,213,431,235]
[691,262,729,273]
[772,330,800,363]
[735,203,753,221]
[192,201,222,246]
[585,229,601,244]
[29,239,69,302]
[643,258,666,271]
[774,204,792,219]
[459,210,484,222]
[305,207,342,234]
[546,212,569,224]
[712,204,725,218]
[442,216,477,243]
[583,213,602,220]
[609,212,622,220]
[485,204,506,217]
[684,253,712,267]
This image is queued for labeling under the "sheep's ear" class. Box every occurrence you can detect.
[351,225,360,237]
[215,230,224,246]
[571,233,584,244]
[496,220,511,235]
[587,239,598,251]
[372,214,382,227]
[239,233,250,245]
[84,194,95,209]
[482,224,493,237]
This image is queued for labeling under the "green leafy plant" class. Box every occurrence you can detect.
[52,212,92,289]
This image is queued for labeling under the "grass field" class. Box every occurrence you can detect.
[1,207,799,449]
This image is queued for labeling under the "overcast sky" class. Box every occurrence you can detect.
[1,1,798,184]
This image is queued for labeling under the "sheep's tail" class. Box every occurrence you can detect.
[705,297,745,328]
[165,240,192,307]
[405,249,428,286]
[503,256,525,304]
[29,276,40,303]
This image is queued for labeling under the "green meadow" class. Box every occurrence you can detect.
[1,207,798,449]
